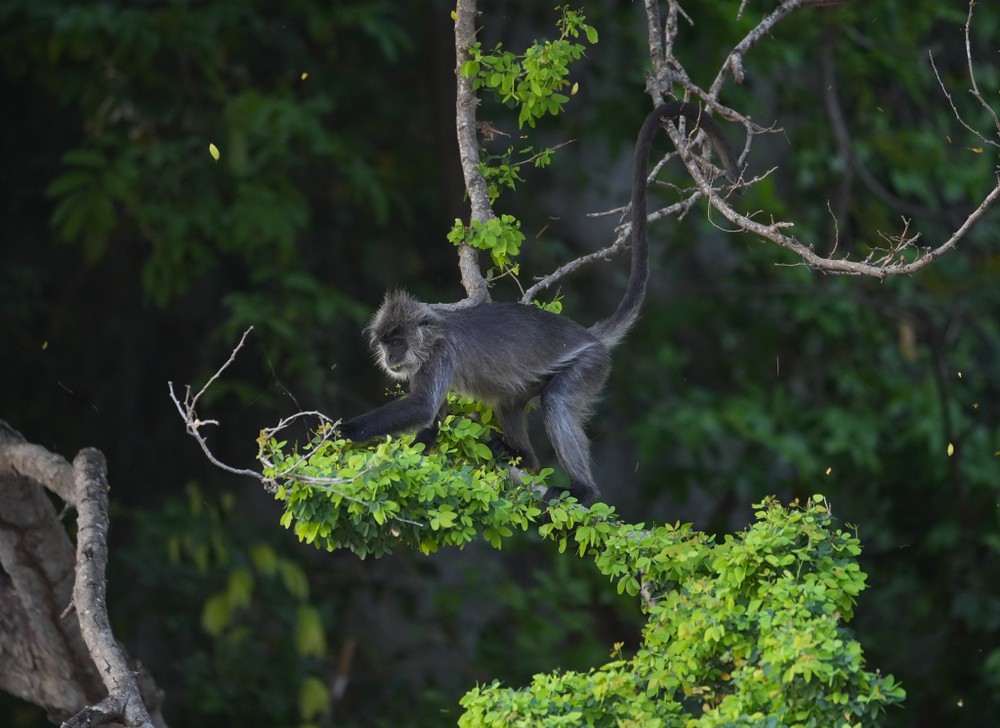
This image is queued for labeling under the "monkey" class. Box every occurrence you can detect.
[338,101,739,503]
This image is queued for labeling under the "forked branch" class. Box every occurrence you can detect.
[643,0,999,278]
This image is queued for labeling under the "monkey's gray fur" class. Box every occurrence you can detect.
[340,102,738,503]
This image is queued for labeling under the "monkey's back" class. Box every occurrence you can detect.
[441,303,608,401]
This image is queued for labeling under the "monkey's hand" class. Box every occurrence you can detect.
[411,421,440,451]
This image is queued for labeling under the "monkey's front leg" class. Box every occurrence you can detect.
[339,394,438,442]
[411,402,448,450]
[340,367,450,444]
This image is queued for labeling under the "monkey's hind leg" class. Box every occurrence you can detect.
[491,398,540,470]
[539,346,610,504]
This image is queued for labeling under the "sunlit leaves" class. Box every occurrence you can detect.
[448,214,525,269]
[264,396,550,559]
[460,496,904,725]
[460,7,597,128]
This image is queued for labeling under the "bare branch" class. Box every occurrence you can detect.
[1,424,167,726]
[641,0,1000,277]
[453,0,491,303]
[63,449,155,728]
[707,0,805,99]
[961,0,1000,141]
[170,333,424,527]
[168,327,262,481]
[929,1,1000,151]
[521,194,702,303]
[662,117,1000,277]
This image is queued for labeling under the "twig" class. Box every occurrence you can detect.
[662,118,1000,277]
[170,331,425,527]
[929,1,1000,151]
[168,327,262,481]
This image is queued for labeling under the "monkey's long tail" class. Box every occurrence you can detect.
[589,103,670,348]
[590,102,738,349]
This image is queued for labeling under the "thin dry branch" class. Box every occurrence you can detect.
[168,327,263,481]
[521,194,702,303]
[662,117,1000,277]
[169,329,358,489]
[169,331,423,526]
[707,0,805,97]
[930,1,1000,151]
[647,0,1000,277]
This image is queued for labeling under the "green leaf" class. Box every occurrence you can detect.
[299,676,331,721]
[296,604,327,658]
[201,593,232,636]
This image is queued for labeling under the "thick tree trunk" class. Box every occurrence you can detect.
[0,421,165,727]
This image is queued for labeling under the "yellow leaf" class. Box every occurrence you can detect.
[947,442,955,457]
[825,466,832,476]
[209,143,221,161]
[571,82,579,95]
[969,147,984,154]
[41,341,48,350]
[450,9,457,20]
[301,71,309,80]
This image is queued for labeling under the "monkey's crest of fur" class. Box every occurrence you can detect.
[366,291,444,380]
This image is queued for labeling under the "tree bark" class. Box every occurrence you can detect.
[0,421,166,727]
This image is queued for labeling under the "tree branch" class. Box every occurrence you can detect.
[452,0,491,304]
[168,333,424,526]
[646,0,1000,277]
[62,449,157,728]
[0,422,167,726]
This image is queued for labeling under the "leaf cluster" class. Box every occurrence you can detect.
[461,6,597,129]
[264,397,548,558]
[448,214,526,270]
[460,497,904,726]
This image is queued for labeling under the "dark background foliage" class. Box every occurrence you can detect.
[1,1,997,726]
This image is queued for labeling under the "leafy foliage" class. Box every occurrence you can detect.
[262,405,903,723]
[461,6,597,129]
[448,6,598,278]
[448,214,526,270]
[264,397,548,558]
[117,486,335,727]
[460,497,904,726]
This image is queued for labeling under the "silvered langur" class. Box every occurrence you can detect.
[339,101,739,502]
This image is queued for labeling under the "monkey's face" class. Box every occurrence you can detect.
[367,292,442,381]
[374,327,421,381]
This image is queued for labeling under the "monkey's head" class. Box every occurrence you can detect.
[366,291,444,380]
